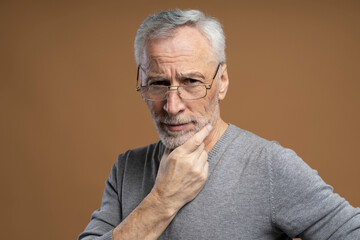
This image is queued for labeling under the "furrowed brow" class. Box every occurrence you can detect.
[144,75,169,83]
[176,72,205,80]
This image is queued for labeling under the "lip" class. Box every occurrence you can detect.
[163,123,190,132]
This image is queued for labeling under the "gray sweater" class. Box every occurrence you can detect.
[79,124,360,239]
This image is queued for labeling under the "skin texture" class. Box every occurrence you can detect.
[112,26,229,240]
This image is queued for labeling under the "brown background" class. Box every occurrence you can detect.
[1,0,359,239]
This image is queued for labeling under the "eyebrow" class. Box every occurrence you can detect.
[145,71,205,81]
[176,72,205,80]
[145,76,168,83]
[142,68,208,85]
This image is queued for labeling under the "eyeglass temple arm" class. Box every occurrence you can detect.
[206,63,222,90]
[136,65,141,91]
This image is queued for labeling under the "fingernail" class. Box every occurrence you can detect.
[207,124,213,132]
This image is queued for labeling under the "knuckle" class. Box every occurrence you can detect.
[198,143,205,151]
[192,137,203,146]
[199,171,207,183]
[170,150,181,159]
[170,157,178,164]
[175,146,187,155]
[199,151,208,161]
[193,169,203,178]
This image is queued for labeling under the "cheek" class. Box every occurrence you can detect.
[147,101,164,115]
[203,91,218,110]
[189,99,214,117]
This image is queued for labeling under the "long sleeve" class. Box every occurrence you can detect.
[269,144,360,239]
[78,160,122,240]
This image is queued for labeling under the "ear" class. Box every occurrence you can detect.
[218,63,229,101]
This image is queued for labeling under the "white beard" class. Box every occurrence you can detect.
[151,102,219,150]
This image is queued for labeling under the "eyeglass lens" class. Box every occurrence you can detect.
[142,85,207,100]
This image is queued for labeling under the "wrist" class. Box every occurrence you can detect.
[112,191,178,240]
[146,189,179,219]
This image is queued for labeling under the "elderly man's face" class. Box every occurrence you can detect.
[140,26,225,149]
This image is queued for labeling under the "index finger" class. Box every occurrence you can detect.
[182,124,213,153]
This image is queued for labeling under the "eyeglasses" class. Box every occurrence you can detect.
[136,64,221,101]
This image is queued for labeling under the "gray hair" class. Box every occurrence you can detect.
[134,9,226,65]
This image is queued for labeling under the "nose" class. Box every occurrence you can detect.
[163,88,186,115]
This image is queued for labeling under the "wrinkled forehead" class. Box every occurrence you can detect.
[139,26,216,72]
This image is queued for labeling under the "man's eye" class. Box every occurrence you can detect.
[184,79,201,85]
[149,81,169,86]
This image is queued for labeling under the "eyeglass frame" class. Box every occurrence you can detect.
[136,63,222,101]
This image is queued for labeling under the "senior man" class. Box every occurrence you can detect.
[79,9,360,240]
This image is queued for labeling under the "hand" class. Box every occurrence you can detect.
[151,124,213,213]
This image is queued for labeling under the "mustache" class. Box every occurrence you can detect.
[155,114,198,125]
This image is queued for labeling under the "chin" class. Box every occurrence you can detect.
[157,127,196,150]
